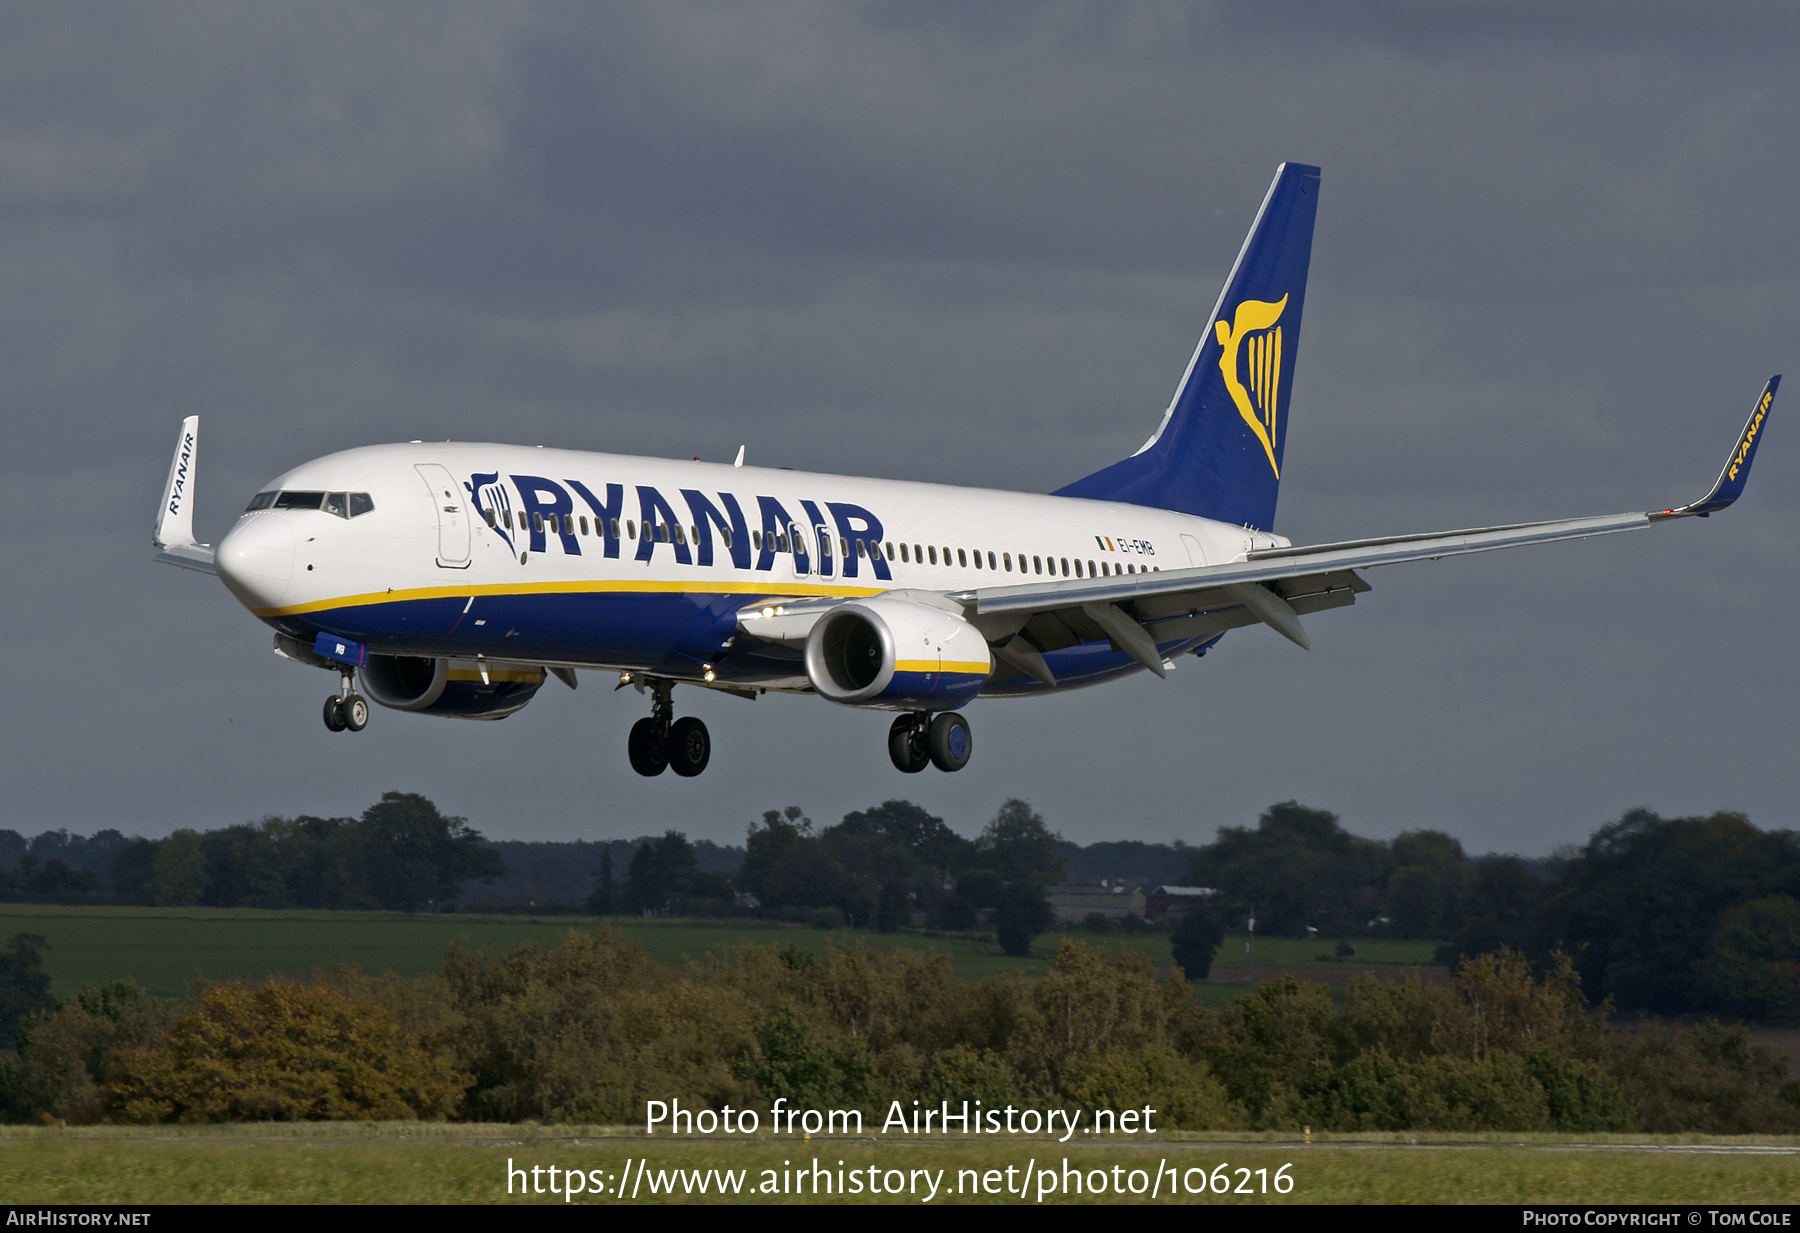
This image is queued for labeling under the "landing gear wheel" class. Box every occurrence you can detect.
[927,711,972,772]
[628,716,669,777]
[667,716,711,778]
[323,695,348,732]
[342,693,369,732]
[888,713,929,773]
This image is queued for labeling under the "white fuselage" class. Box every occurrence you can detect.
[213,442,1287,695]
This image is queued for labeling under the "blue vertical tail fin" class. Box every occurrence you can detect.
[1055,162,1321,530]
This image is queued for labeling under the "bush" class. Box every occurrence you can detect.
[0,933,54,1042]
[2,981,172,1124]
[104,982,467,1123]
[1170,910,1225,979]
[1700,896,1800,1026]
[1602,1020,1800,1134]
[994,884,1053,957]
[1065,1048,1243,1130]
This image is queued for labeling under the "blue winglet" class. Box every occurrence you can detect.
[1653,376,1780,520]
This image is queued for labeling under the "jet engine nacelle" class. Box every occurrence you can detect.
[804,596,991,710]
[359,655,544,721]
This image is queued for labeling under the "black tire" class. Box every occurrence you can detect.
[667,716,711,778]
[323,695,348,732]
[628,716,668,776]
[343,694,369,732]
[927,711,972,772]
[888,714,929,773]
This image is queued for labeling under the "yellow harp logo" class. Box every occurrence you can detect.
[1215,294,1288,476]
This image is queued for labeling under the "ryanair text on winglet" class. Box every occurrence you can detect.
[1729,391,1774,482]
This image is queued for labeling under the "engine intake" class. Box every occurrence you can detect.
[359,655,544,721]
[804,597,990,710]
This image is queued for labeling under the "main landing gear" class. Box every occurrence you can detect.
[322,668,368,733]
[888,711,971,774]
[627,677,710,778]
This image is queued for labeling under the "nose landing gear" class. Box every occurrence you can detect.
[888,710,972,773]
[322,668,368,733]
[626,677,711,777]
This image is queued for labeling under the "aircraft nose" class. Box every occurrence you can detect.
[216,513,296,610]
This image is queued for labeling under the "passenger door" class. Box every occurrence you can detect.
[416,463,471,568]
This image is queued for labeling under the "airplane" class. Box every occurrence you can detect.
[152,162,1779,779]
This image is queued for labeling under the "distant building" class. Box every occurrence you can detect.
[1046,883,1147,924]
[1144,885,1217,922]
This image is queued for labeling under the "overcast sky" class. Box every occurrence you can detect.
[4,2,1795,855]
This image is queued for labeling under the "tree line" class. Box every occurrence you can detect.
[0,793,504,913]
[1187,801,1800,1024]
[1,932,1794,1134]
[6,793,1796,1023]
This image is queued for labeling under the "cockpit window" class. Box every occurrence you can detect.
[260,490,375,518]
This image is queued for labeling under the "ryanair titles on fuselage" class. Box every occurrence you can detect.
[469,470,896,580]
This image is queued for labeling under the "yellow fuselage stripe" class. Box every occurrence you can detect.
[252,577,889,619]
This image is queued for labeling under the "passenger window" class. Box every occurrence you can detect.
[626,520,636,539]
[1088,560,1096,576]
[1061,558,1069,576]
[673,525,686,545]
[1073,559,1082,578]
[1033,555,1042,575]
[942,546,951,565]
[971,549,981,569]
[246,491,276,512]
[928,546,938,565]
[987,551,996,570]
[899,543,909,563]
[957,549,967,568]
[1003,552,1011,572]
[721,528,733,549]
[484,507,497,528]
[532,512,544,533]
[579,515,589,536]
[913,544,923,562]
[885,542,895,560]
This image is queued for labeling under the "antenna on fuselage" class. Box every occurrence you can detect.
[733,445,746,467]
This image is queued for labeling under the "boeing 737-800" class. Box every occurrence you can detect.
[151,163,1778,778]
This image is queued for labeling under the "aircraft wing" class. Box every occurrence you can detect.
[950,376,1779,683]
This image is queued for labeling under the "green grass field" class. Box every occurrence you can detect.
[0,1124,1793,1204]
[0,903,1442,1000]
